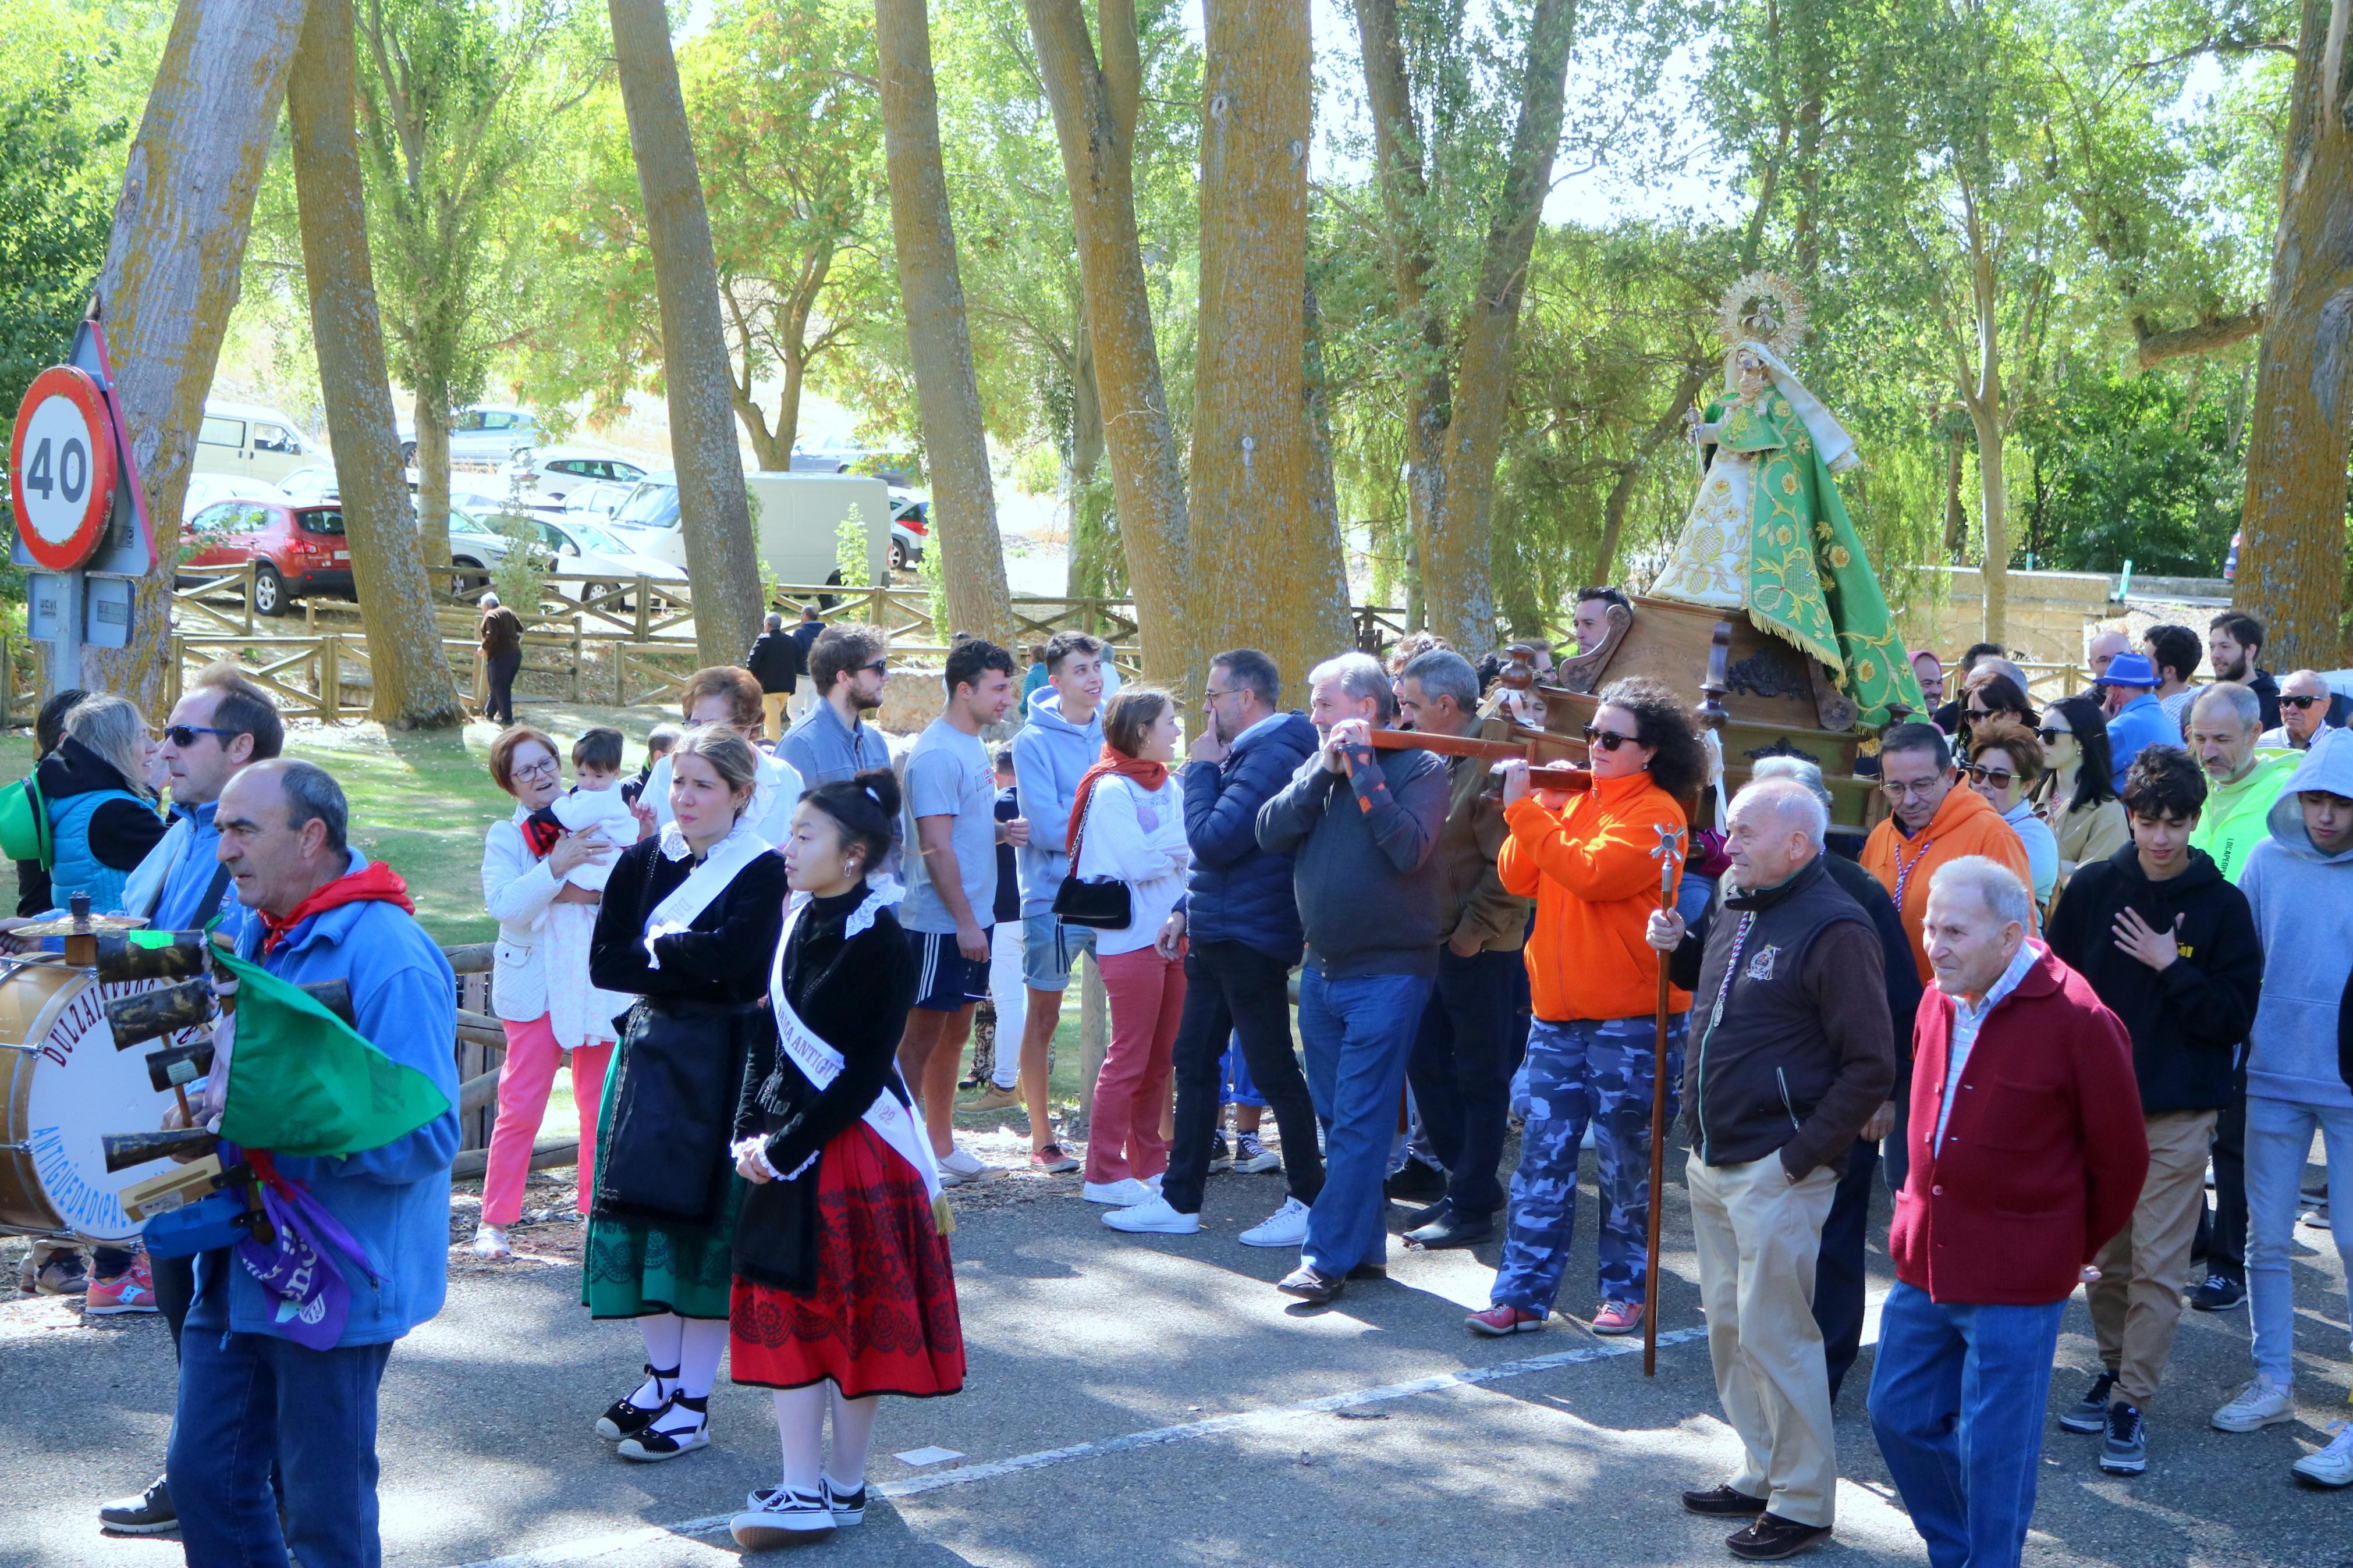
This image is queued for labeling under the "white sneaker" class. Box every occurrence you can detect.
[470,1224,512,1260]
[2213,1375,2296,1432]
[1238,1196,1310,1248]
[2293,1422,2353,1488]
[937,1147,989,1186]
[1103,1196,1201,1234]
[1083,1178,1154,1206]
[729,1488,835,1550]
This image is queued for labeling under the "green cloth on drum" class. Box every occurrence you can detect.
[1705,392,1925,729]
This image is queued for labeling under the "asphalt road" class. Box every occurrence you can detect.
[3,1141,2348,1568]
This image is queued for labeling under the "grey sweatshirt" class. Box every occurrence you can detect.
[2239,730,2353,1110]
[1255,740,1449,979]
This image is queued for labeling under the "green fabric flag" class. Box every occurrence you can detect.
[213,950,449,1158]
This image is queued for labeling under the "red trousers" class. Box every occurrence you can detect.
[482,1013,612,1226]
[1087,945,1186,1184]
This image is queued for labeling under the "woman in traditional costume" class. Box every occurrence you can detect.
[726,769,963,1549]
[583,726,787,1460]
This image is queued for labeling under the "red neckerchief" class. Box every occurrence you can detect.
[259,861,415,955]
[1067,744,1172,855]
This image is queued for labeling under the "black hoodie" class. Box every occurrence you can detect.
[2045,841,2262,1115]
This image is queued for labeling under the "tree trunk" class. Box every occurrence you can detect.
[608,0,766,666]
[287,0,463,727]
[874,0,1013,646]
[412,387,452,568]
[1028,0,1190,679]
[1943,421,1969,563]
[1186,0,1347,704]
[84,0,310,711]
[1595,362,1708,585]
[2237,0,2353,669]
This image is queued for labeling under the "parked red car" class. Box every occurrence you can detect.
[182,498,352,616]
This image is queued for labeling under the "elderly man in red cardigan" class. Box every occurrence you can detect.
[1867,856,2148,1568]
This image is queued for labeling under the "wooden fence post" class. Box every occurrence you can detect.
[634,578,651,644]
[570,621,583,703]
[321,635,341,723]
[165,636,183,710]
[1071,951,1109,1137]
[243,561,255,636]
[0,633,11,730]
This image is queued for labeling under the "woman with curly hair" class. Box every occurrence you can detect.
[1467,677,1698,1341]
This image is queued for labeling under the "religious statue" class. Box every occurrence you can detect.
[1649,273,1923,727]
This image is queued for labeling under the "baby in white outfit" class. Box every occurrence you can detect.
[527,731,640,891]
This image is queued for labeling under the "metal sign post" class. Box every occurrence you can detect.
[8,298,157,697]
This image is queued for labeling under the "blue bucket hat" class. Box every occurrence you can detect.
[2094,651,2160,689]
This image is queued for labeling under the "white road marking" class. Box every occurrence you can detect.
[450,1325,1711,1568]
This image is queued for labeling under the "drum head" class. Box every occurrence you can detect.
[0,968,189,1240]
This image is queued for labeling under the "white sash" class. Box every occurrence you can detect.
[766,895,944,1206]
[641,819,773,962]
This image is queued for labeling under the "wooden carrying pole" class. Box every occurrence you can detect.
[1365,728,1591,791]
[1644,822,1684,1376]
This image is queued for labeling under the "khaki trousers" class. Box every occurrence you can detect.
[2088,1107,2214,1407]
[1688,1151,1841,1528]
[761,691,789,741]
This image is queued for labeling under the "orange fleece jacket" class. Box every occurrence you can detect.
[1500,771,1693,1023]
[1860,782,2034,984]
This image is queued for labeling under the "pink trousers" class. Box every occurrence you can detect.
[481,1013,612,1227]
[1086,945,1186,1184]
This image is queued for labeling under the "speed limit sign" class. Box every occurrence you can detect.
[9,365,119,571]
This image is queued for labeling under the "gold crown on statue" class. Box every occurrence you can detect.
[1717,271,1809,359]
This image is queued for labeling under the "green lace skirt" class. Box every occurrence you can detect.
[580,1041,746,1321]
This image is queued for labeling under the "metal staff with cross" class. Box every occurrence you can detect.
[1644,819,1686,1375]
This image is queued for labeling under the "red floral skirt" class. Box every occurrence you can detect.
[729,1120,965,1398]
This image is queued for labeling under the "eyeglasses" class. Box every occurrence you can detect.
[512,757,559,780]
[1880,774,1948,799]
[2281,694,2325,710]
[1963,764,2017,787]
[1582,725,1638,752]
[164,724,238,748]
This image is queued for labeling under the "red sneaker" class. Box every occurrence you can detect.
[1028,1143,1080,1174]
[1591,1300,1645,1336]
[1466,1303,1546,1337]
[86,1252,158,1317]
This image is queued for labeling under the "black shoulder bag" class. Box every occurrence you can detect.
[1050,785,1133,930]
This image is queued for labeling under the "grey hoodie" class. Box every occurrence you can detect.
[2238,728,2353,1109]
[1012,687,1105,918]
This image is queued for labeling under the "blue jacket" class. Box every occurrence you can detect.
[1181,712,1317,963]
[191,849,461,1347]
[2105,692,2181,792]
[1013,688,1105,918]
[146,800,258,947]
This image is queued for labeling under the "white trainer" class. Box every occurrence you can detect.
[936,1147,989,1187]
[1103,1196,1201,1235]
[1083,1177,1154,1206]
[2212,1375,2296,1432]
[470,1224,512,1260]
[2294,1423,2353,1488]
[1238,1196,1310,1248]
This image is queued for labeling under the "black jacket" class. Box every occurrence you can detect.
[1671,855,1894,1176]
[1181,712,1318,963]
[587,837,787,1226]
[733,884,919,1292]
[2248,667,2281,733]
[746,631,801,695]
[2045,842,2262,1115]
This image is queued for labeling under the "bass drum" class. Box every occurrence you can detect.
[0,962,187,1241]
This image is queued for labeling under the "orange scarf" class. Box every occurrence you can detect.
[1066,745,1170,856]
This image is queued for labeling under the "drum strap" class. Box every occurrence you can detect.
[198,862,233,925]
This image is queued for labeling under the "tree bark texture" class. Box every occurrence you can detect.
[2237,0,2353,669]
[874,0,1014,649]
[1354,0,1579,656]
[1028,0,1190,680]
[608,0,765,667]
[1187,0,1348,704]
[410,386,452,568]
[287,0,463,728]
[87,0,310,712]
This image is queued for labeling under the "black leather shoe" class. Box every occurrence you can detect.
[1383,1162,1446,1203]
[1396,1198,1451,1229]
[1277,1265,1345,1304]
[1347,1261,1388,1281]
[1406,1211,1495,1250]
[98,1477,175,1534]
[1681,1484,1768,1517]
[1726,1513,1831,1560]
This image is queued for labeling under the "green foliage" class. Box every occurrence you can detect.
[2017,360,2249,576]
[833,516,869,588]
[917,536,948,642]
[0,49,123,424]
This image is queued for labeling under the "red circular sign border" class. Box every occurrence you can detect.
[9,365,117,571]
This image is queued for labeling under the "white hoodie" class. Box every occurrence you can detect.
[1073,772,1190,956]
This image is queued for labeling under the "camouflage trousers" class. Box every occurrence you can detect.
[1490,1014,1687,1314]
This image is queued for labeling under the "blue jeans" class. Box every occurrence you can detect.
[170,1328,396,1568]
[1298,966,1432,1277]
[1867,1281,2065,1568]
[1492,1014,1684,1313]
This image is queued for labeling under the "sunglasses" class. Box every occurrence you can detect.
[164,724,237,748]
[1583,724,1639,752]
[1963,764,2017,787]
[2281,694,2325,710]
[857,659,889,675]
[2036,727,2069,744]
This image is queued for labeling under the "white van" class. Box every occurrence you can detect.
[193,400,320,485]
[608,471,890,587]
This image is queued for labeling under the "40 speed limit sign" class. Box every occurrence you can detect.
[9,365,119,571]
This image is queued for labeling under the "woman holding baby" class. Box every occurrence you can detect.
[477,724,638,1259]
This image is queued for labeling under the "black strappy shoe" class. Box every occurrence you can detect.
[595,1363,678,1442]
[617,1392,710,1461]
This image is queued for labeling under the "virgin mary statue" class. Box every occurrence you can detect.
[1649,273,1923,727]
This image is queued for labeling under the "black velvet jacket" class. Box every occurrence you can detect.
[732,882,918,1291]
